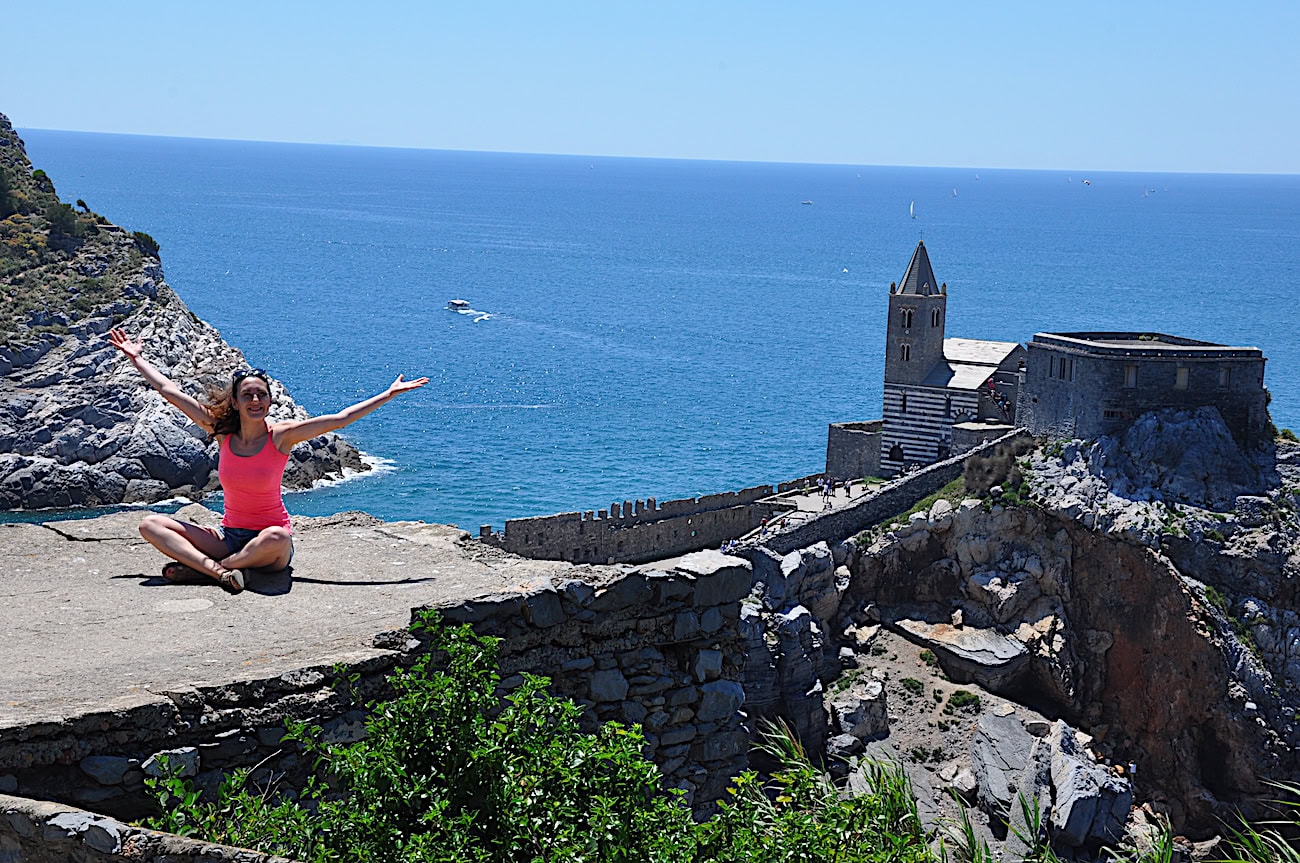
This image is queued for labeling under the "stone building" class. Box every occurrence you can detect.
[1015,332,1269,444]
[879,241,1026,475]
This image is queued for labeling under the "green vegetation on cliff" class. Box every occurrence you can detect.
[0,113,156,348]
[143,614,1300,862]
[144,614,932,863]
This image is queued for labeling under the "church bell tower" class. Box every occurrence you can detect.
[884,240,947,387]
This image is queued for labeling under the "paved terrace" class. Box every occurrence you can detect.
[0,505,586,730]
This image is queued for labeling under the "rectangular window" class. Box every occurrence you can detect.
[1049,356,1057,378]
[1124,365,1138,388]
[1175,367,1189,390]
[1219,366,1231,388]
[1068,358,1076,382]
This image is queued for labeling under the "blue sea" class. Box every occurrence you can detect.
[15,130,1300,530]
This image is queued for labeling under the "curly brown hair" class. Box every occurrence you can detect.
[203,370,272,437]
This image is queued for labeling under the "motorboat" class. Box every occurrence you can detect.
[447,299,470,311]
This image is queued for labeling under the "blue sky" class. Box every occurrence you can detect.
[5,1,1298,173]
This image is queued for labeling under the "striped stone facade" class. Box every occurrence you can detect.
[880,384,980,475]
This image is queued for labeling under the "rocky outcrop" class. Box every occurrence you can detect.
[0,112,365,510]
[838,497,1296,836]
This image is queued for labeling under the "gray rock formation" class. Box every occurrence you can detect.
[1047,720,1131,847]
[822,414,1300,840]
[0,119,365,510]
[1087,407,1274,510]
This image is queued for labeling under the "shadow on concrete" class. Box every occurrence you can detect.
[113,566,297,596]
[246,566,294,596]
[290,574,439,587]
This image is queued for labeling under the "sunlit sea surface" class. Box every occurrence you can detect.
[14,130,1300,530]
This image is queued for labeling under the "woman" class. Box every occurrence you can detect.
[108,327,428,593]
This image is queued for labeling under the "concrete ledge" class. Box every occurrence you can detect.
[0,792,296,862]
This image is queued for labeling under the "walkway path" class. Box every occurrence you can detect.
[0,505,583,729]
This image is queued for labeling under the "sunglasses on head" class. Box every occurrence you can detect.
[232,368,269,384]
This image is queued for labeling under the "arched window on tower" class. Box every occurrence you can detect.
[931,308,941,327]
[901,309,914,328]
[900,343,911,362]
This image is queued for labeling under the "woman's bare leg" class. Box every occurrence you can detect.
[221,526,293,572]
[138,514,238,582]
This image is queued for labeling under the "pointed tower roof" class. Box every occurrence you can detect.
[896,240,942,296]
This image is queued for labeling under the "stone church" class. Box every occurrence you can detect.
[879,241,1026,474]
[826,241,1270,481]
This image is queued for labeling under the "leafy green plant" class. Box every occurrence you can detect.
[133,230,160,256]
[941,791,993,863]
[945,690,981,714]
[144,612,695,862]
[699,721,931,863]
[901,677,925,696]
[1008,794,1060,863]
[1219,781,1300,863]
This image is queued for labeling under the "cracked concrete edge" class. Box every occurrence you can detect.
[0,644,403,738]
[0,792,299,862]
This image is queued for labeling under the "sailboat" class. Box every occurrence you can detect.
[909,201,917,219]
[951,187,958,197]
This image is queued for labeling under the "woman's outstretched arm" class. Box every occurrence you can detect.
[108,327,215,432]
[274,374,429,450]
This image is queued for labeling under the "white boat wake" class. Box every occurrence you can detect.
[448,299,493,322]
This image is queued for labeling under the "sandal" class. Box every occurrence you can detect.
[218,569,245,593]
[161,561,207,584]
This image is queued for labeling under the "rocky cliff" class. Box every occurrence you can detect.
[739,410,1299,852]
[0,112,365,510]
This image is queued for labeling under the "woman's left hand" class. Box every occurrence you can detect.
[387,374,430,396]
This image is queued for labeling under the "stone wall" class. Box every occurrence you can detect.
[881,385,981,475]
[0,553,754,825]
[0,794,286,863]
[479,484,794,564]
[1017,333,1270,445]
[825,421,882,481]
[751,431,1034,557]
[952,421,1016,454]
[437,551,754,803]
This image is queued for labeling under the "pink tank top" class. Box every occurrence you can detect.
[218,425,293,531]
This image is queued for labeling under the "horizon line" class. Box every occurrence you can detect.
[15,125,1300,180]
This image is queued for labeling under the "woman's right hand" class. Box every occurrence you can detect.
[108,327,143,360]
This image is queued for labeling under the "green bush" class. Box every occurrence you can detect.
[1280,428,1299,443]
[142,615,947,863]
[144,613,695,862]
[697,727,930,863]
[43,201,85,239]
[901,677,925,696]
[0,169,15,219]
[945,690,981,714]
[133,230,160,257]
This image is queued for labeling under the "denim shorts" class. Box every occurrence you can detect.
[216,525,295,570]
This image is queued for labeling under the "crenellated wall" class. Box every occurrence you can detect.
[479,484,795,564]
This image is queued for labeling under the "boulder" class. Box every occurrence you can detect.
[828,677,888,740]
[775,605,827,752]
[1048,720,1132,847]
[971,713,1035,819]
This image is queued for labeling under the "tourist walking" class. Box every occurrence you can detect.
[108,327,428,593]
